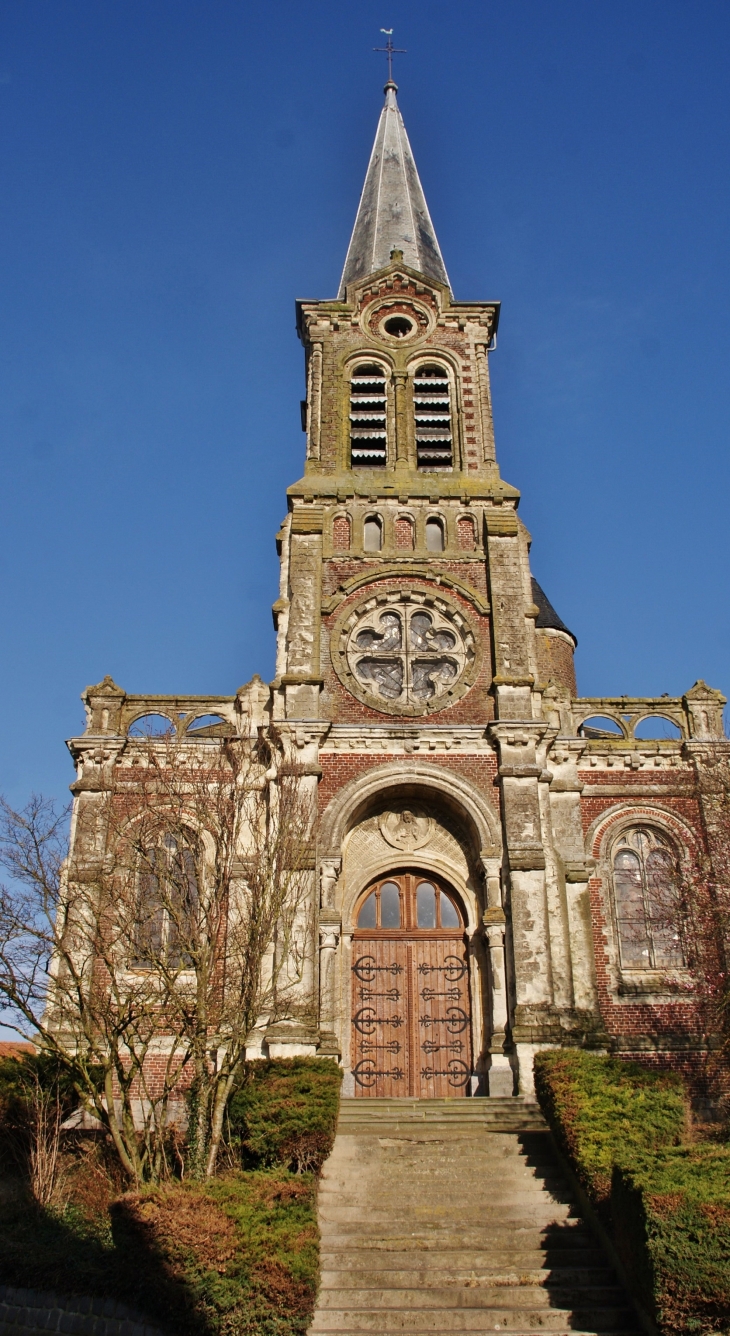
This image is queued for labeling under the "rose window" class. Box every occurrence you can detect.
[342,594,475,713]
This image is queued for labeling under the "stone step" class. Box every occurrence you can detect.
[311,1330,639,1336]
[309,1306,637,1332]
[318,1281,627,1306]
[318,1185,572,1204]
[319,1226,586,1246]
[337,1099,547,1133]
[320,1270,619,1292]
[319,1207,576,1226]
[308,1118,637,1336]
[320,1252,612,1273]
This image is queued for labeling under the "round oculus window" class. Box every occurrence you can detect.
[383,315,413,339]
[333,589,479,716]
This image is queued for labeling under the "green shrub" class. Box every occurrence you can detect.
[534,1048,685,1206]
[112,1169,319,1336]
[226,1058,342,1175]
[613,1146,730,1336]
[534,1049,730,1336]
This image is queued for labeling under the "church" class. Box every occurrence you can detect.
[67,77,727,1101]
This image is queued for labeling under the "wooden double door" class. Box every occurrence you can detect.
[351,871,472,1098]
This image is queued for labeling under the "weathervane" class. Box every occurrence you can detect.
[374,28,406,85]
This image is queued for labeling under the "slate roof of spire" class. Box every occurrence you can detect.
[338,81,451,298]
[531,578,578,647]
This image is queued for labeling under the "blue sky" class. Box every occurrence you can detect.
[1,0,729,810]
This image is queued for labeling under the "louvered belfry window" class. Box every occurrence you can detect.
[350,364,387,467]
[414,365,453,470]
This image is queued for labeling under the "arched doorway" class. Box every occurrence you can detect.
[351,871,472,1098]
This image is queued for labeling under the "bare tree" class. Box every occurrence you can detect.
[0,724,316,1183]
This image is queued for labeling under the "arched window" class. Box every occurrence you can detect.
[612,828,683,970]
[363,515,383,552]
[425,517,445,552]
[413,365,453,470]
[356,874,463,931]
[350,364,387,467]
[133,833,199,969]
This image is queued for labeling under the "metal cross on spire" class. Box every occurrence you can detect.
[373,28,406,85]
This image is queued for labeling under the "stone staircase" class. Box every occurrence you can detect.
[309,1098,641,1336]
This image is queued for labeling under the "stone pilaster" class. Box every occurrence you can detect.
[283,506,324,719]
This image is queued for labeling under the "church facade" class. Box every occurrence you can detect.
[67,81,726,1100]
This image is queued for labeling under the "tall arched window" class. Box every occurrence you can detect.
[425,517,445,552]
[612,828,683,970]
[133,833,199,968]
[363,515,383,552]
[413,365,453,470]
[350,364,387,467]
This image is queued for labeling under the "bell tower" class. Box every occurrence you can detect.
[273,76,589,1096]
[274,77,577,731]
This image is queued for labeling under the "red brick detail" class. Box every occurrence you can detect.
[394,517,414,550]
[534,631,576,695]
[457,517,476,551]
[318,751,500,816]
[332,516,351,551]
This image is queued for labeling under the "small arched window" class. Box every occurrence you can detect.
[133,833,199,969]
[363,515,383,552]
[612,827,684,970]
[350,364,387,467]
[413,365,453,470]
[425,517,445,552]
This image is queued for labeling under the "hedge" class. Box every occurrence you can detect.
[613,1146,730,1336]
[111,1169,319,1336]
[534,1048,685,1210]
[534,1049,730,1336]
[226,1057,342,1175]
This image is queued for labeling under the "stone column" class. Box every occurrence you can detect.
[489,722,555,1098]
[283,506,324,719]
[475,342,496,463]
[393,370,410,469]
[547,740,602,1021]
[318,911,341,1056]
[306,342,323,461]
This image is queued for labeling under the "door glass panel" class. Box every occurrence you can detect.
[357,892,377,929]
[440,892,460,928]
[380,882,401,927]
[416,882,437,928]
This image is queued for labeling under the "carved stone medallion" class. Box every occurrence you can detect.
[331,586,479,717]
[379,808,434,852]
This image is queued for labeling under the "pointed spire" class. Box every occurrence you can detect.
[338,82,451,298]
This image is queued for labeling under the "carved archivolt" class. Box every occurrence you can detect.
[318,760,502,863]
[331,586,480,717]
